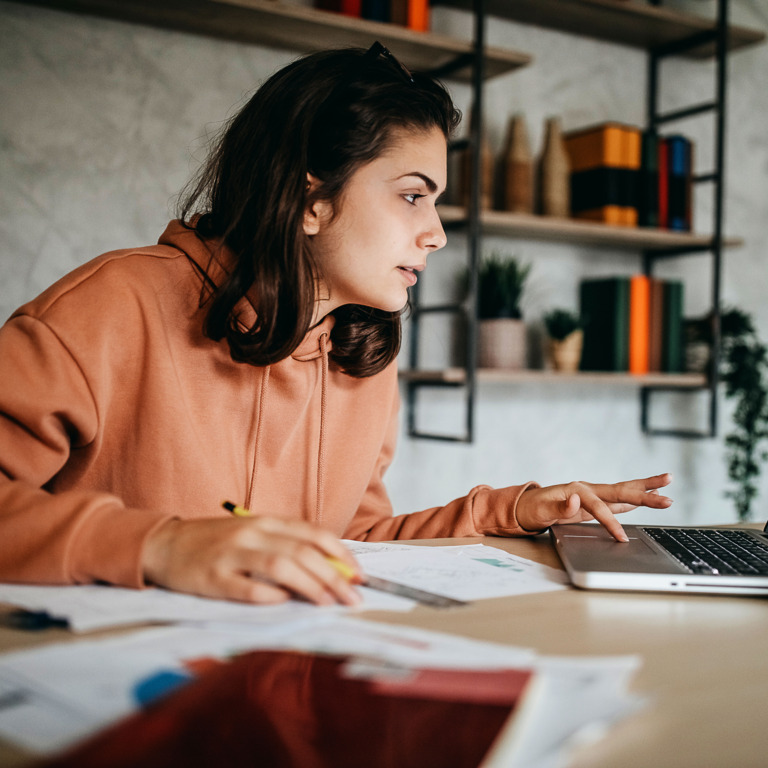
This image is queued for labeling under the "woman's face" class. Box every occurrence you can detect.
[306,126,448,320]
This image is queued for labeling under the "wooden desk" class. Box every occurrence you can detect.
[1,535,766,767]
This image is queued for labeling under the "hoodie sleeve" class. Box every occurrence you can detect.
[0,314,174,588]
[341,381,541,542]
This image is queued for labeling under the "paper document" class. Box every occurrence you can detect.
[348,541,568,602]
[0,543,565,631]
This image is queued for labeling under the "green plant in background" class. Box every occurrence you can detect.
[544,308,584,340]
[719,307,768,521]
[475,252,531,319]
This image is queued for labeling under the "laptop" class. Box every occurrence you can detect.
[550,521,768,596]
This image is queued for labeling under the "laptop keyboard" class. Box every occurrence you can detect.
[642,528,768,576]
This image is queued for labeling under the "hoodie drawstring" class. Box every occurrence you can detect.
[316,332,329,524]
[246,364,270,511]
[246,334,328,524]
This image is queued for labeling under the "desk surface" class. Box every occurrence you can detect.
[1,534,766,768]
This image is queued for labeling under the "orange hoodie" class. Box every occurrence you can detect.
[0,221,538,589]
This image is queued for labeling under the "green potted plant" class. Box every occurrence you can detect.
[719,308,768,522]
[473,253,531,369]
[544,308,584,372]
[686,307,768,521]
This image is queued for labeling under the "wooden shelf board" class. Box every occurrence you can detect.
[438,206,743,251]
[13,0,530,80]
[433,0,765,58]
[400,368,708,388]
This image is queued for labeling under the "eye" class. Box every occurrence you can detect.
[403,193,425,205]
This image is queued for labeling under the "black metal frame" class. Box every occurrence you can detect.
[406,0,485,442]
[641,0,729,439]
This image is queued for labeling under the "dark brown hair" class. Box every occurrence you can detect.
[178,46,460,377]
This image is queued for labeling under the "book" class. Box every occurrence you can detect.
[362,0,389,21]
[662,280,685,372]
[390,0,408,25]
[407,0,430,31]
[629,275,651,374]
[638,129,660,228]
[579,277,631,372]
[666,135,692,232]
[565,122,641,227]
[657,138,669,228]
[648,277,665,372]
[314,0,362,15]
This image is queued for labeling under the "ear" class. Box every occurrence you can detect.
[303,173,331,236]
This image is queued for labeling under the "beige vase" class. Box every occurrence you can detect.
[538,116,570,218]
[500,113,534,213]
[478,318,527,369]
[547,329,584,372]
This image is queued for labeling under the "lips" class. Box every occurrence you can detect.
[397,266,422,287]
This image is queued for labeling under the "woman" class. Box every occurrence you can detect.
[0,44,671,607]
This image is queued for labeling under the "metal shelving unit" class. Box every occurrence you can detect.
[405,0,764,442]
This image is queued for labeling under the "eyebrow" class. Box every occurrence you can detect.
[397,172,439,194]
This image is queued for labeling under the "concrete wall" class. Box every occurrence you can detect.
[2,0,767,525]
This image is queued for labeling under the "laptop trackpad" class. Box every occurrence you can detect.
[557,527,682,574]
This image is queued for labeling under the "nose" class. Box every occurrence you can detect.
[420,208,448,252]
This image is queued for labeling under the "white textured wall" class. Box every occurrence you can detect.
[1,0,767,526]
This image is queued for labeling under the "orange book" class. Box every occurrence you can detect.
[629,274,651,374]
[574,205,628,225]
[408,0,430,31]
[565,122,641,227]
[565,122,628,172]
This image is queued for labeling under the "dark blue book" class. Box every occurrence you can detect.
[362,0,389,21]
[638,129,659,227]
[666,135,691,232]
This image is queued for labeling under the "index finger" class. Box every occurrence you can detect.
[572,490,629,543]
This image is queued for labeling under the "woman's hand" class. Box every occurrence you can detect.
[515,472,673,542]
[142,515,362,606]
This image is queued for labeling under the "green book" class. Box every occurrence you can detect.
[579,277,630,371]
[662,280,685,373]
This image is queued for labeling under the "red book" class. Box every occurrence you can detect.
[314,0,360,16]
[342,0,362,15]
[657,138,669,229]
[629,274,651,375]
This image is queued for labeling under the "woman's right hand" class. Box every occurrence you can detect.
[141,515,362,606]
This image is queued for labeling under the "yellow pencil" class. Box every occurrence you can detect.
[221,500,252,518]
[221,501,357,582]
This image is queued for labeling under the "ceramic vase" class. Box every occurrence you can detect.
[538,116,570,218]
[500,113,534,213]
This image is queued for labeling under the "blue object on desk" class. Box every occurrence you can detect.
[133,669,194,707]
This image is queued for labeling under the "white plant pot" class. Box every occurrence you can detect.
[478,318,527,369]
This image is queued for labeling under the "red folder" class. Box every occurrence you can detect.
[43,650,531,768]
